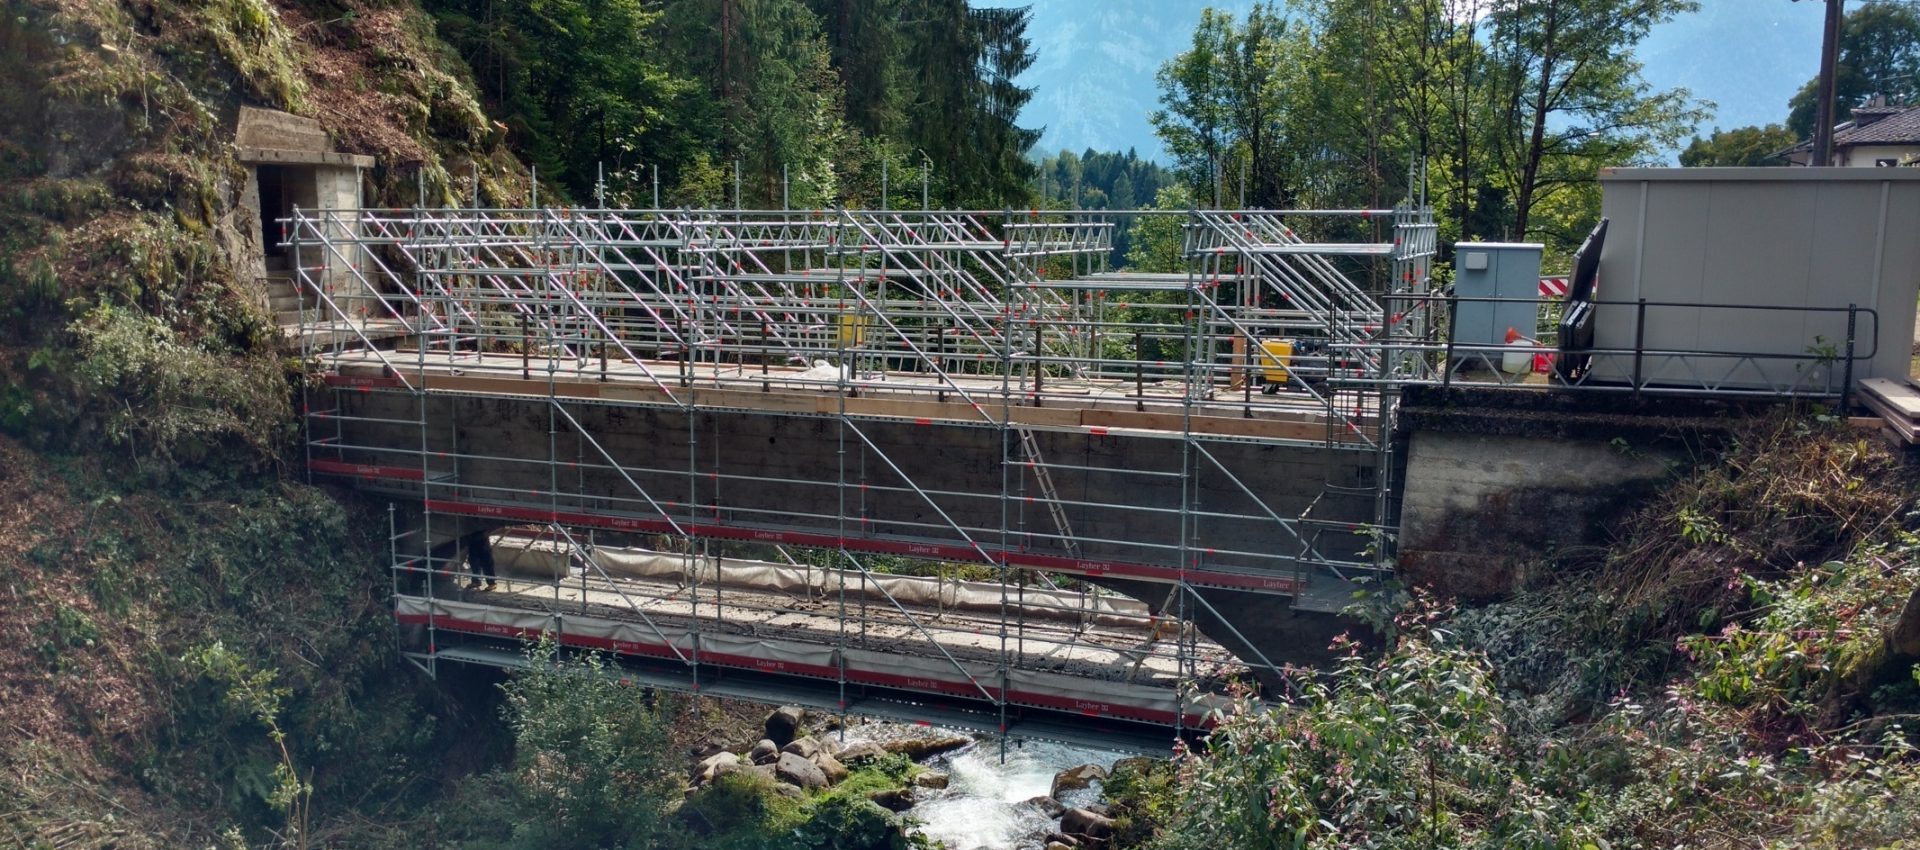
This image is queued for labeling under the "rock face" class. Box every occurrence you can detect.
[774,751,828,790]
[765,706,805,747]
[748,739,779,765]
[883,734,972,761]
[913,770,949,789]
[1061,807,1115,840]
[1051,763,1109,798]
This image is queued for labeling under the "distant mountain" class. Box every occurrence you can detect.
[982,0,1222,160]
[984,0,1826,163]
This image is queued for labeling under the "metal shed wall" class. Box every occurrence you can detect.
[1591,167,1920,391]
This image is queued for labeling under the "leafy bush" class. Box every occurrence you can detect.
[492,641,682,850]
[1155,618,1589,850]
[66,304,287,469]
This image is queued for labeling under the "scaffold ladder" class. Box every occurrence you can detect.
[1015,426,1078,560]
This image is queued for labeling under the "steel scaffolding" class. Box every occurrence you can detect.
[289,191,1439,744]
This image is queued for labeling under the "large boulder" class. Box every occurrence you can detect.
[765,706,805,747]
[1044,835,1082,850]
[774,751,829,790]
[868,787,915,812]
[837,742,886,765]
[1051,763,1108,798]
[748,739,779,765]
[1061,807,1115,841]
[691,751,740,785]
[711,761,774,784]
[814,752,850,785]
[883,734,972,761]
[1022,795,1065,818]
[913,771,949,790]
[782,736,822,760]
[1110,756,1159,777]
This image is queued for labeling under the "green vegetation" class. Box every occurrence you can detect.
[682,759,929,850]
[1115,418,1920,850]
[1695,3,1920,169]
[402,642,928,850]
[7,1,1920,848]
[425,0,1040,208]
[1151,0,1703,256]
[1680,124,1802,168]
[1786,2,1920,139]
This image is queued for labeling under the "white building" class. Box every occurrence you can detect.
[1785,103,1920,167]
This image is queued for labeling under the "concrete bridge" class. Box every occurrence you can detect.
[288,201,1433,747]
[287,179,1891,748]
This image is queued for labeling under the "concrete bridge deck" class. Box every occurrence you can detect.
[292,204,1437,743]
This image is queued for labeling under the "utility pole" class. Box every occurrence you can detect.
[1812,0,1844,166]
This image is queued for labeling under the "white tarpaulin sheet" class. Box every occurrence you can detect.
[495,537,1152,628]
[397,594,1217,724]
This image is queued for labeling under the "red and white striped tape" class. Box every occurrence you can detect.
[1539,277,1570,297]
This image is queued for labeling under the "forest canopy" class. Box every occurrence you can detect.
[425,0,1040,209]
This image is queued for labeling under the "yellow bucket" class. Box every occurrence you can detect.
[1257,339,1293,384]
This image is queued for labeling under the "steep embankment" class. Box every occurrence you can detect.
[0,1,527,845]
[1104,418,1920,850]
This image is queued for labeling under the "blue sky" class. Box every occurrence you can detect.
[983,0,1827,162]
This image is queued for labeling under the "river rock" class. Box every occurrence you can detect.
[691,751,739,785]
[765,706,805,747]
[749,738,779,765]
[689,739,728,760]
[782,736,822,759]
[1061,807,1115,840]
[814,752,849,785]
[1046,842,1076,850]
[913,770,949,789]
[1045,837,1082,850]
[775,752,828,790]
[711,761,773,784]
[1022,795,1066,817]
[1051,763,1108,798]
[868,787,915,812]
[884,734,972,761]
[837,742,886,765]
[1110,756,1158,777]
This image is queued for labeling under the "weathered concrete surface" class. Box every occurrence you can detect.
[1397,430,1673,598]
[335,392,1378,581]
[1089,577,1358,677]
[1393,386,1772,600]
[236,106,331,152]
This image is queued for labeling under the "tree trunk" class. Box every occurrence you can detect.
[1513,1,1561,240]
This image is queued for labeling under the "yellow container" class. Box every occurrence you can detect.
[837,313,870,346]
[1257,339,1293,384]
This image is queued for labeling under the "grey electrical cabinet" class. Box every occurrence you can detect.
[1451,242,1543,356]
